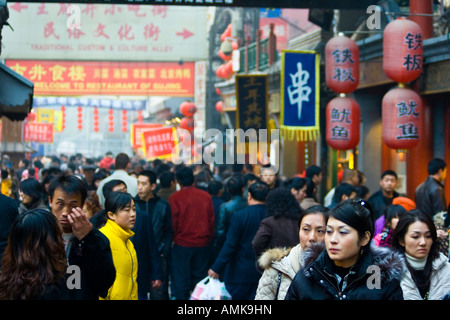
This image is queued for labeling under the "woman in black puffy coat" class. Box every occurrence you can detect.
[285,199,404,300]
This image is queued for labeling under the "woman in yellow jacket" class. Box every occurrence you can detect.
[99,191,138,300]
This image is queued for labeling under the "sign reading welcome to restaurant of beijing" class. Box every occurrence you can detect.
[5,60,195,96]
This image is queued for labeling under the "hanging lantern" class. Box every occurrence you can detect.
[215,101,223,113]
[215,87,222,96]
[26,111,36,122]
[77,106,83,131]
[93,106,100,132]
[61,105,66,131]
[224,60,234,79]
[137,110,144,123]
[325,34,360,94]
[219,50,232,61]
[108,108,114,133]
[121,110,128,133]
[179,117,195,132]
[215,65,226,79]
[179,101,197,117]
[220,24,232,42]
[325,96,361,150]
[383,17,423,83]
[382,86,422,150]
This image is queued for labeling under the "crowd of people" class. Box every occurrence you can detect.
[0,151,448,300]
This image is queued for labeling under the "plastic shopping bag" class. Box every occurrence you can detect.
[190,276,232,300]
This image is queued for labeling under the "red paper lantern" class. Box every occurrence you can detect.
[179,101,197,117]
[224,61,234,78]
[121,110,128,133]
[93,106,100,132]
[26,112,36,122]
[383,17,423,83]
[325,96,361,150]
[382,86,422,150]
[77,106,83,131]
[108,108,114,133]
[219,50,232,61]
[179,117,195,132]
[137,110,144,123]
[220,24,232,42]
[215,65,226,79]
[61,105,66,131]
[215,101,223,113]
[325,34,360,94]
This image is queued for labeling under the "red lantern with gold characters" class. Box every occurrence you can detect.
[325,96,360,150]
[382,86,422,150]
[325,34,360,94]
[383,17,423,84]
[179,101,197,117]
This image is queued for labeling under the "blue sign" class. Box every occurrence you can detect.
[280,50,320,141]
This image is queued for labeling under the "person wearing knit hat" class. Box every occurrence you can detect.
[374,196,416,236]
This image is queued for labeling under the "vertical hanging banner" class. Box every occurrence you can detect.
[280,50,320,141]
[235,74,269,162]
[235,74,269,132]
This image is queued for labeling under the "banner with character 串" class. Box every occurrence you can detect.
[280,50,320,141]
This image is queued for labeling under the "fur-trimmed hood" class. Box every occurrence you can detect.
[258,247,292,270]
[302,242,405,282]
[257,244,304,279]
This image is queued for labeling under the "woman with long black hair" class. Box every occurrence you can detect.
[18,178,49,214]
[392,209,450,300]
[0,209,67,300]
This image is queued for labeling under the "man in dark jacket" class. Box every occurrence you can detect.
[135,170,171,300]
[367,170,400,219]
[0,193,19,265]
[208,181,269,300]
[415,158,447,217]
[48,175,115,300]
[213,175,248,255]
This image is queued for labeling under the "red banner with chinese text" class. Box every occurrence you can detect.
[5,60,195,96]
[130,123,163,149]
[23,122,54,143]
[141,127,178,160]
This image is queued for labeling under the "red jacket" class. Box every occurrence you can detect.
[169,186,215,247]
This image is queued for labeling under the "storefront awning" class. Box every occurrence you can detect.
[0,62,34,121]
[1,141,36,153]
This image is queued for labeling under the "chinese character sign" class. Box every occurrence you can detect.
[141,127,178,161]
[6,60,195,96]
[131,123,163,149]
[325,34,359,94]
[2,3,208,61]
[23,122,54,143]
[280,50,319,141]
[235,75,269,132]
[382,87,422,150]
[325,96,360,150]
[383,17,423,83]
